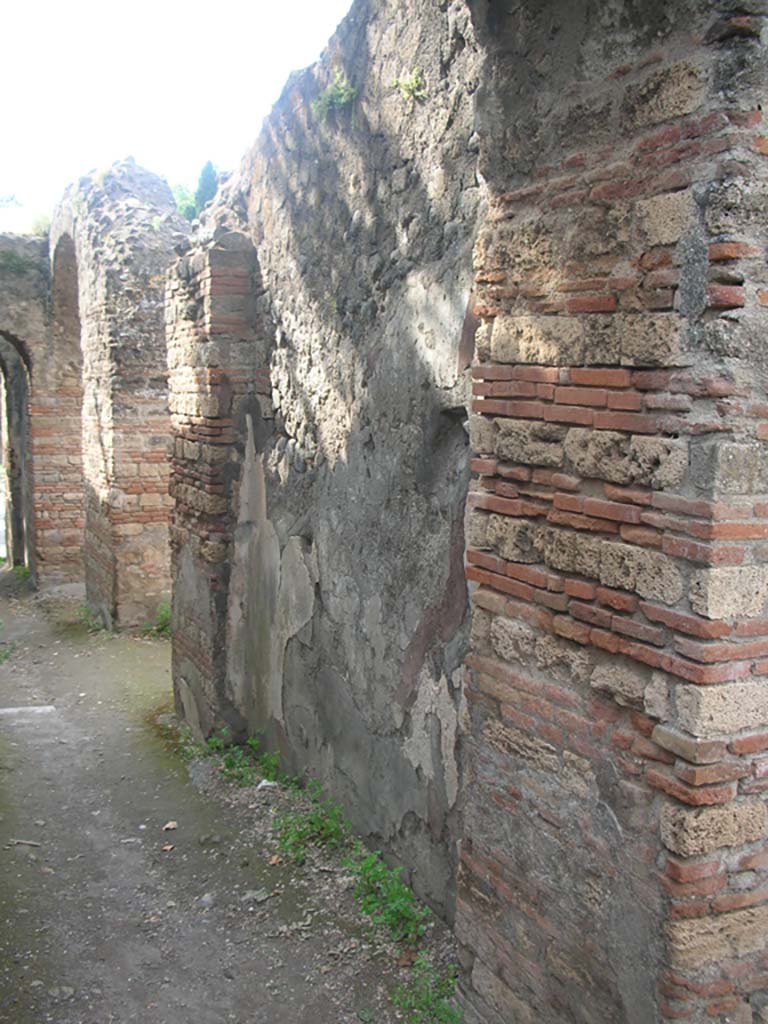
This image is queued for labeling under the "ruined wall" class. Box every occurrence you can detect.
[0,163,186,625]
[460,2,768,1022]
[0,235,49,577]
[168,0,768,1018]
[49,159,188,624]
[168,0,483,909]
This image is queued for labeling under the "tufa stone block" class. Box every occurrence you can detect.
[690,567,768,620]
[661,799,767,857]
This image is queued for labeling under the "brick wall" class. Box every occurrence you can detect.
[458,5,768,1022]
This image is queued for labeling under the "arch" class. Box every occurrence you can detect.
[0,338,33,572]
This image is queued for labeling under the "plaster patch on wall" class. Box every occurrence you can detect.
[403,668,459,808]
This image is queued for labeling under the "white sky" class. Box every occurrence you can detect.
[1,0,353,232]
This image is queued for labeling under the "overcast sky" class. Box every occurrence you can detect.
[1,0,353,232]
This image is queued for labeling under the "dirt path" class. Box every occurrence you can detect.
[0,578,452,1024]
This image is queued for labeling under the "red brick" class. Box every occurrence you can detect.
[583,498,642,524]
[472,364,517,380]
[754,136,768,155]
[505,562,549,588]
[533,589,569,612]
[543,404,594,426]
[467,549,507,575]
[646,768,736,806]
[569,368,631,388]
[665,857,724,883]
[553,493,584,513]
[593,411,667,434]
[565,579,596,600]
[639,602,732,639]
[707,284,745,309]
[553,616,591,645]
[470,457,498,475]
[466,566,535,603]
[590,627,622,653]
[468,493,524,516]
[612,616,667,646]
[550,472,581,491]
[674,761,749,786]
[661,536,744,565]
[708,241,762,261]
[674,636,768,664]
[737,847,768,871]
[511,366,561,383]
[547,509,620,533]
[711,887,768,914]
[730,732,768,755]
[566,294,618,314]
[662,872,727,898]
[596,586,638,613]
[471,398,547,419]
[619,525,663,547]
[497,464,532,481]
[631,736,675,764]
[661,655,752,685]
[569,601,613,629]
[608,391,644,411]
[554,386,608,407]
[604,484,653,506]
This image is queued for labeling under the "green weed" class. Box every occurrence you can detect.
[346,840,430,944]
[0,641,15,665]
[12,565,31,582]
[276,786,350,865]
[76,605,105,633]
[312,68,358,120]
[392,955,462,1024]
[177,724,208,761]
[394,68,426,103]
[144,600,171,637]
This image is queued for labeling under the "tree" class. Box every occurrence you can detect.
[172,184,196,222]
[194,161,217,215]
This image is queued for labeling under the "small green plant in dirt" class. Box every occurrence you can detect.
[0,622,15,665]
[392,955,462,1024]
[177,724,208,761]
[144,600,171,637]
[346,840,431,944]
[312,68,358,120]
[394,67,426,104]
[276,784,350,865]
[12,565,31,582]
[76,605,105,633]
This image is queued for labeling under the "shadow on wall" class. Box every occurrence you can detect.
[183,0,486,915]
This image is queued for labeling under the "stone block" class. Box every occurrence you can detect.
[676,682,768,738]
[667,905,768,971]
[599,542,683,605]
[661,799,767,856]
[691,441,764,497]
[591,661,647,707]
[495,419,565,467]
[490,315,584,365]
[535,525,602,578]
[618,314,690,368]
[637,191,697,247]
[469,415,497,456]
[490,616,536,664]
[690,567,768,620]
[622,62,707,129]
[486,515,540,563]
[466,509,490,549]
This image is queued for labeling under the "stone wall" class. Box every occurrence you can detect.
[167,0,768,1019]
[0,161,187,625]
[49,158,187,624]
[0,235,49,576]
[168,0,483,910]
[460,2,768,1022]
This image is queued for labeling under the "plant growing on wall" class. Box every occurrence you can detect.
[394,68,426,104]
[312,68,358,120]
